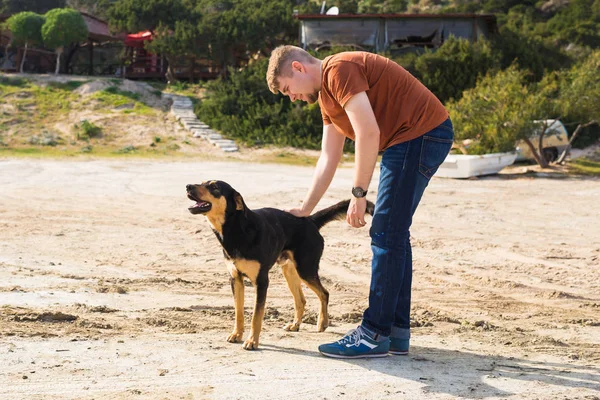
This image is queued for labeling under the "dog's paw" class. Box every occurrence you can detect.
[227,331,243,343]
[317,318,329,332]
[283,322,300,332]
[242,337,259,350]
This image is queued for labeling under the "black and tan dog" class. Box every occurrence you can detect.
[186,180,374,350]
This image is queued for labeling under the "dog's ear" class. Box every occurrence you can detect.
[234,192,245,211]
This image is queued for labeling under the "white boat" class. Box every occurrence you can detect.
[435,152,517,178]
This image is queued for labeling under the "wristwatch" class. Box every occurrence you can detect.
[351,186,368,198]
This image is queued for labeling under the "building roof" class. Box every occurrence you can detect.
[80,12,120,42]
[295,13,497,34]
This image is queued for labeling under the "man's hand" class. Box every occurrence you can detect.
[346,197,367,228]
[285,207,310,217]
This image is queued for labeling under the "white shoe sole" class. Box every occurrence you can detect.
[319,351,389,359]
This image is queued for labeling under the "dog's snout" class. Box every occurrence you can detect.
[186,184,194,192]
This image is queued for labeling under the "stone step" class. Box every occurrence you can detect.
[185,126,209,132]
[220,146,239,152]
[175,115,198,122]
[209,139,236,146]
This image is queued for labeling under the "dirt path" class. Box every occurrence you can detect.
[0,159,599,399]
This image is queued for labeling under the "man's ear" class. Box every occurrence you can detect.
[234,192,245,211]
[291,60,304,73]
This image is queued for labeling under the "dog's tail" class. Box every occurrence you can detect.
[309,199,375,230]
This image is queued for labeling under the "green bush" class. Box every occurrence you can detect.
[196,58,324,149]
[447,65,541,155]
[491,28,572,82]
[411,37,500,103]
[76,119,102,140]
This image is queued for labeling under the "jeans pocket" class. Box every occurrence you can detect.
[419,136,453,180]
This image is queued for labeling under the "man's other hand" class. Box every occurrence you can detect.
[347,197,367,228]
[285,207,310,217]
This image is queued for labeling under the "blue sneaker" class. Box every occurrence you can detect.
[389,337,409,355]
[318,326,390,359]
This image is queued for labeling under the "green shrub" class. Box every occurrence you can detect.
[447,65,541,155]
[116,145,136,154]
[196,58,324,149]
[412,37,500,103]
[75,119,102,140]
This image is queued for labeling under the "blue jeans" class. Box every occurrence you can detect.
[362,118,454,339]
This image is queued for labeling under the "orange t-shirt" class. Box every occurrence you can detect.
[319,52,449,151]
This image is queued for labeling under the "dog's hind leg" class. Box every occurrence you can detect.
[301,276,329,332]
[227,268,245,343]
[243,271,269,350]
[279,251,306,332]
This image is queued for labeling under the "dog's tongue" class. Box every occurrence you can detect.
[193,201,209,208]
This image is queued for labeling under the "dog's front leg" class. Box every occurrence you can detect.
[243,272,268,350]
[227,271,245,343]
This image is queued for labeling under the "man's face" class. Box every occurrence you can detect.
[278,63,319,104]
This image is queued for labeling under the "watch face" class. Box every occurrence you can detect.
[352,187,366,197]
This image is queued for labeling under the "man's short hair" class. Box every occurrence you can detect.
[266,45,317,94]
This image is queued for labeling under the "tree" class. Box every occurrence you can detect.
[41,8,88,74]
[447,65,555,167]
[556,51,600,163]
[105,0,188,34]
[67,0,111,20]
[196,0,295,77]
[413,37,500,103]
[358,0,408,13]
[145,19,203,83]
[104,0,191,81]
[5,11,45,73]
[0,0,65,14]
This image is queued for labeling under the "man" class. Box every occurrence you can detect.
[266,46,453,359]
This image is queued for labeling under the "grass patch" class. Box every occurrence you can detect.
[0,81,77,122]
[47,81,87,91]
[263,151,318,166]
[103,86,140,101]
[115,145,137,154]
[91,88,155,116]
[161,81,204,98]
[0,76,27,88]
[569,157,600,176]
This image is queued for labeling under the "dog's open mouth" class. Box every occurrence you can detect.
[187,194,212,214]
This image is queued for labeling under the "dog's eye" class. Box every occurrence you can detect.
[208,184,221,197]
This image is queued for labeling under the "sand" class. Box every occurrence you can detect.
[0,158,598,399]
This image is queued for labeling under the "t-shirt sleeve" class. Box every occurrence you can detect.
[327,61,369,108]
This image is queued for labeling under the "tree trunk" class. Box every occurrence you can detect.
[64,44,80,75]
[523,136,548,168]
[55,47,63,75]
[3,43,10,69]
[88,39,94,76]
[556,121,597,164]
[189,57,195,83]
[165,55,177,84]
[19,42,27,73]
[537,120,549,164]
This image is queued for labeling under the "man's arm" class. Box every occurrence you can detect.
[344,91,380,228]
[288,124,346,217]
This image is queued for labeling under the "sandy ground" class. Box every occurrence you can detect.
[0,158,599,400]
